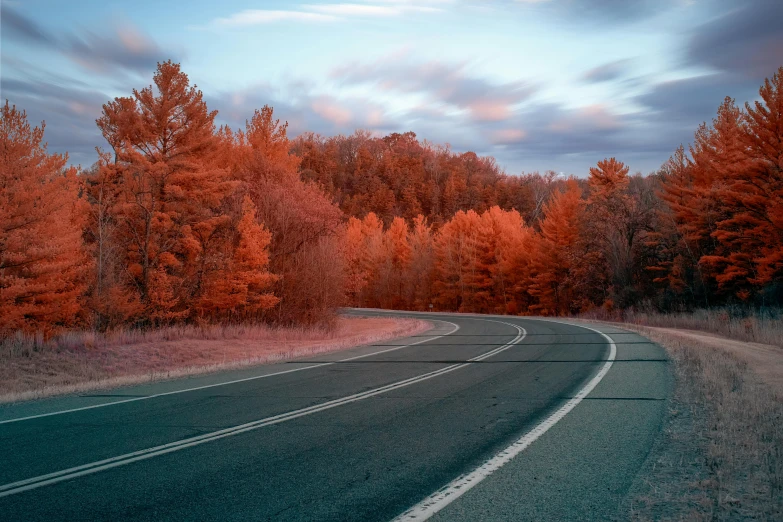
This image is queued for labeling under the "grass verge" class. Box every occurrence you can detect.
[582,308,783,348]
[0,316,431,404]
[597,323,783,520]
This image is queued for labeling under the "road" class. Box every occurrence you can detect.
[0,310,671,521]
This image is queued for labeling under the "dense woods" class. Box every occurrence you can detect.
[1,62,781,336]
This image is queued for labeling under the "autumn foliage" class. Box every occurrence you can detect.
[0,102,89,336]
[1,63,781,337]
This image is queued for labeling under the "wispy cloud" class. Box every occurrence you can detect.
[0,71,109,166]
[213,10,337,27]
[0,4,55,46]
[332,52,536,122]
[207,81,395,137]
[581,59,634,83]
[211,1,448,27]
[305,3,440,15]
[685,0,783,81]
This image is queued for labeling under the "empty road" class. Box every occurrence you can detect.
[0,310,671,520]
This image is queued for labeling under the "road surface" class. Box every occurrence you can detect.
[0,310,671,520]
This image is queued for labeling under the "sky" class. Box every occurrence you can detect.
[1,0,782,175]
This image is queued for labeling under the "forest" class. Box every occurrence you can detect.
[1,61,782,336]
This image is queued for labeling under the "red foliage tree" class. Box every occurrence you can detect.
[95,61,262,324]
[529,181,589,315]
[0,102,89,335]
[229,107,345,324]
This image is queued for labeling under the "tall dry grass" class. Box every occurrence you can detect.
[617,324,783,520]
[582,307,783,348]
[1,322,362,359]
[0,317,430,403]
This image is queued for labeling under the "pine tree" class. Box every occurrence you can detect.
[737,67,783,288]
[0,102,89,334]
[529,182,586,315]
[407,215,434,309]
[96,61,235,323]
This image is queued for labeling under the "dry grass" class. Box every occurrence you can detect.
[596,322,783,520]
[0,317,431,404]
[583,308,783,348]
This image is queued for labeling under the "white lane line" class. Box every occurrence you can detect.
[392,320,616,522]
[0,322,525,497]
[0,321,461,426]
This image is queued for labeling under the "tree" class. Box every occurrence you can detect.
[735,68,783,291]
[0,102,89,335]
[433,210,481,311]
[83,155,143,328]
[193,196,278,321]
[382,217,412,308]
[529,181,594,315]
[689,97,754,298]
[229,107,344,324]
[488,206,533,314]
[95,61,237,323]
[342,217,369,306]
[587,158,655,307]
[407,215,435,310]
[654,146,712,307]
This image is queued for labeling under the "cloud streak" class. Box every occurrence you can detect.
[213,10,337,26]
[1,5,177,76]
[1,75,109,166]
[211,1,448,27]
[0,4,55,46]
[582,59,633,83]
[332,53,536,122]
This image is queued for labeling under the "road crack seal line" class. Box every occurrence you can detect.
[0,321,524,498]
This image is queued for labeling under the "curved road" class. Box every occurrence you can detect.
[0,310,671,520]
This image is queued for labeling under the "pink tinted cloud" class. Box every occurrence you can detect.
[332,52,535,122]
[310,97,354,126]
[491,128,527,144]
[548,104,623,133]
[468,100,513,122]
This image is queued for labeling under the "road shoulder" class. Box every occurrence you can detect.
[429,320,673,521]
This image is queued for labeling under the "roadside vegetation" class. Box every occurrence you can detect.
[0,317,429,404]
[583,307,783,348]
[617,323,783,520]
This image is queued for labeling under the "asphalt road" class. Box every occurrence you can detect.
[0,310,672,521]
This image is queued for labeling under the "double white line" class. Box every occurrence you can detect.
[0,322,462,426]
[0,321,526,499]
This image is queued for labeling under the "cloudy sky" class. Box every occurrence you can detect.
[1,0,781,174]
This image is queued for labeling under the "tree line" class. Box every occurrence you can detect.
[1,62,781,336]
[298,69,783,314]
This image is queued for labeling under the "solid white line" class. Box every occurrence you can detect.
[0,321,461,425]
[391,320,617,522]
[0,321,524,497]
